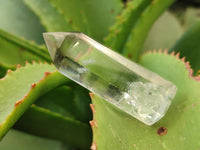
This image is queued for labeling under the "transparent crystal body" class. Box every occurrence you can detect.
[43,32,177,125]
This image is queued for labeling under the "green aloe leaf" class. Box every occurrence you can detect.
[105,0,175,60]
[91,52,200,149]
[34,86,77,119]
[34,85,92,123]
[0,62,69,140]
[15,105,92,149]
[23,0,74,32]
[0,0,45,44]
[0,129,70,150]
[73,85,93,123]
[104,0,152,52]
[48,0,123,41]
[0,29,51,67]
[123,0,175,60]
[170,21,200,74]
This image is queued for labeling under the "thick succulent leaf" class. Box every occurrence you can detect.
[0,63,69,140]
[170,21,200,74]
[23,0,74,32]
[0,129,69,150]
[0,29,51,67]
[91,52,200,149]
[104,0,152,52]
[73,86,93,123]
[105,0,175,59]
[48,0,123,42]
[35,86,76,119]
[0,0,45,44]
[142,11,183,52]
[123,0,175,60]
[35,85,92,123]
[15,105,92,149]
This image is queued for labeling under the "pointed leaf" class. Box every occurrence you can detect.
[48,0,123,41]
[23,0,74,32]
[0,63,69,139]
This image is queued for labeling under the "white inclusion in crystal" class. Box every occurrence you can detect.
[43,32,177,126]
[118,82,172,125]
[77,68,88,73]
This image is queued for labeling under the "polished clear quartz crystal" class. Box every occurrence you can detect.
[43,32,177,125]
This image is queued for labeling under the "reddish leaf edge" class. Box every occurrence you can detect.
[0,61,68,139]
[142,49,200,81]
[0,60,50,81]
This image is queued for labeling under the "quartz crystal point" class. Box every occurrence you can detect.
[43,32,177,125]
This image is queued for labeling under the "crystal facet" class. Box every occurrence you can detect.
[43,32,177,125]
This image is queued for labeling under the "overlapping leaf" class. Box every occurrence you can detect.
[15,105,92,149]
[0,0,45,44]
[48,0,123,41]
[0,129,69,150]
[23,0,74,32]
[105,0,175,61]
[123,0,175,60]
[34,85,92,123]
[0,63,67,139]
[0,29,51,67]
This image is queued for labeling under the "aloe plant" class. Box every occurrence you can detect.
[0,0,199,149]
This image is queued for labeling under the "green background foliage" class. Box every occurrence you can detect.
[0,0,199,149]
